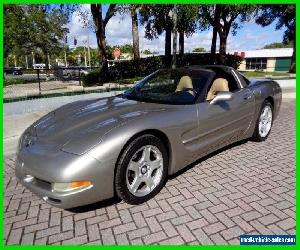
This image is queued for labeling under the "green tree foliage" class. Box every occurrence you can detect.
[142,49,153,55]
[4,5,69,67]
[139,4,174,61]
[114,4,141,60]
[90,4,117,73]
[262,41,293,49]
[255,4,295,73]
[192,47,206,52]
[200,5,257,61]
[177,5,199,55]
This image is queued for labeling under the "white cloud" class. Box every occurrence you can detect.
[67,5,97,48]
[106,13,132,45]
[67,6,285,55]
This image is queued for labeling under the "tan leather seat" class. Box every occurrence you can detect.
[175,76,195,96]
[206,78,229,101]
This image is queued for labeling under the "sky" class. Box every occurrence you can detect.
[67,4,285,54]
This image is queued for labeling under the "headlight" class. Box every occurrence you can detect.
[51,181,92,193]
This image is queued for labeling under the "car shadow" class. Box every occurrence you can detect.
[67,138,249,213]
[169,138,249,179]
[67,196,122,213]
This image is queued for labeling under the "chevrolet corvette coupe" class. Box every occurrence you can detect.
[15,65,282,208]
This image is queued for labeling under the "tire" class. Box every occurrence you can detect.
[115,134,168,205]
[252,100,273,142]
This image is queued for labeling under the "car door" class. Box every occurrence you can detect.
[194,81,255,157]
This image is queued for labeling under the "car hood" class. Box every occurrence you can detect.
[33,96,164,155]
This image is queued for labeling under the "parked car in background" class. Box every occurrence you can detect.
[4,67,23,75]
[63,66,91,78]
[16,65,282,209]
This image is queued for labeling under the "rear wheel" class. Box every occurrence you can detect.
[252,100,273,141]
[115,134,168,204]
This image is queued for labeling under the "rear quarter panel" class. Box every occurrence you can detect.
[247,79,282,134]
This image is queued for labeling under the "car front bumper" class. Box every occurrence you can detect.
[15,146,115,209]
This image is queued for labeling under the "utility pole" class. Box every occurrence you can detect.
[87,36,91,67]
[14,55,17,67]
[172,5,178,69]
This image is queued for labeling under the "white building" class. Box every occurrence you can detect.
[232,48,293,72]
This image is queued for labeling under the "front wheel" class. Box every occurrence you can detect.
[252,100,273,141]
[115,134,168,204]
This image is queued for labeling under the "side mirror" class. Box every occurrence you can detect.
[210,91,233,105]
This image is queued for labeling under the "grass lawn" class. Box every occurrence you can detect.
[4,78,40,87]
[241,71,292,78]
[116,76,143,85]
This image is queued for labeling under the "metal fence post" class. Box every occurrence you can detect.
[37,69,41,95]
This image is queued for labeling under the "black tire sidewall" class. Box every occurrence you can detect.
[115,134,168,205]
[253,100,273,141]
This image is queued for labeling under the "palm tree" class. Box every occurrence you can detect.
[130,5,140,59]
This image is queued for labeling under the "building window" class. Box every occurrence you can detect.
[246,58,267,70]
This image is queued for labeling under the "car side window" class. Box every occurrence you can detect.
[143,72,175,93]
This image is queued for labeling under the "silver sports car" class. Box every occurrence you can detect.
[15,65,282,208]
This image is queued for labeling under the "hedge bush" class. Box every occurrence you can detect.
[82,53,242,86]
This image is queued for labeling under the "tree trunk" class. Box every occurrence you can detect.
[289,39,295,73]
[218,33,227,64]
[211,4,220,55]
[172,31,177,68]
[91,5,104,67]
[172,6,178,69]
[179,31,184,56]
[165,23,172,66]
[91,4,116,74]
[44,50,49,69]
[211,26,217,55]
[91,4,110,79]
[131,8,140,60]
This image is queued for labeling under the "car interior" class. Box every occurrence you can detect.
[206,78,229,101]
[205,68,240,101]
[175,76,195,97]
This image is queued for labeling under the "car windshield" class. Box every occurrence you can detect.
[122,69,209,105]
